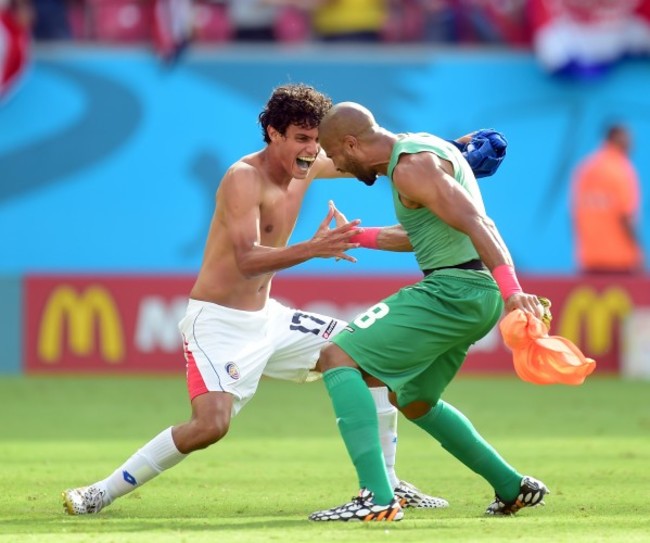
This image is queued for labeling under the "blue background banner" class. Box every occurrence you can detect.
[2,47,649,275]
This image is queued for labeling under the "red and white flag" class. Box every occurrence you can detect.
[0,5,29,100]
[151,0,194,62]
[530,0,650,77]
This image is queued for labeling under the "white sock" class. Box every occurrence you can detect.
[370,386,400,489]
[96,427,187,504]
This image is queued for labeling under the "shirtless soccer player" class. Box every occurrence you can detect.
[62,84,507,516]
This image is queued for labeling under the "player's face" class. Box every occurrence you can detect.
[275,124,320,179]
[323,139,378,185]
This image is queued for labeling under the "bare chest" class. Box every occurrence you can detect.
[259,185,307,246]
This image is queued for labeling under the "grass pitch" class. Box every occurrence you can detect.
[1,374,649,543]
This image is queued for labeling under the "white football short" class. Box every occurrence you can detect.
[178,298,345,416]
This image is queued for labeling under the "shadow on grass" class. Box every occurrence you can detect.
[3,515,455,534]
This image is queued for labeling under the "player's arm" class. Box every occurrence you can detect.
[450,132,474,146]
[375,225,413,251]
[313,156,413,250]
[618,172,643,262]
[393,153,511,269]
[347,224,413,252]
[392,153,544,318]
[222,168,360,278]
[314,129,507,181]
[329,203,413,251]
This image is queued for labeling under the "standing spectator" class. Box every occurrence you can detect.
[417,0,457,43]
[0,0,31,100]
[571,124,644,274]
[31,0,71,40]
[228,0,278,41]
[459,0,530,46]
[305,0,387,43]
[152,0,194,61]
[225,0,309,43]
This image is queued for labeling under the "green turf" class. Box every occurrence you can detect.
[1,374,649,542]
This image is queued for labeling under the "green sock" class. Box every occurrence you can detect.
[412,400,522,501]
[323,367,394,505]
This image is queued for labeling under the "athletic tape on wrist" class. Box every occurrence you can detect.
[349,227,380,249]
[492,264,523,300]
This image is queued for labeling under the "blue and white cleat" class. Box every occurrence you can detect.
[62,485,106,515]
[394,480,449,509]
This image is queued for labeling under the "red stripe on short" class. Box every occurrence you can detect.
[184,341,208,400]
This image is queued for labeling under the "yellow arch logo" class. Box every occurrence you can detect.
[38,285,125,364]
[559,286,632,356]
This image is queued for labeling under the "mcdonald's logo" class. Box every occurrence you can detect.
[559,286,633,356]
[38,285,125,364]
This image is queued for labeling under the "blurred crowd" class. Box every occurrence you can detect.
[1,0,533,47]
[2,0,649,93]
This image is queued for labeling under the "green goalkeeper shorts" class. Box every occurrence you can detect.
[332,269,502,407]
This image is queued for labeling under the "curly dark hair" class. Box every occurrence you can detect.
[258,84,333,144]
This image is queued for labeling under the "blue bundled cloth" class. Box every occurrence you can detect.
[448,128,507,178]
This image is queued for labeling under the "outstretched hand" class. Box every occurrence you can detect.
[310,201,361,263]
[330,200,352,228]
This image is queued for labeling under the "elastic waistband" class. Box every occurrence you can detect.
[187,298,269,319]
[423,259,486,277]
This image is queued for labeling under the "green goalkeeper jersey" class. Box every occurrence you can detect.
[386,133,485,271]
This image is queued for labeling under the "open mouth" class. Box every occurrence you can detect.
[296,156,315,171]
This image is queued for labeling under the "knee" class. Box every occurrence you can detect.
[189,414,230,450]
[399,400,435,420]
[318,346,336,372]
[363,374,387,388]
[317,343,357,373]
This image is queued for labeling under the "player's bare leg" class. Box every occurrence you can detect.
[63,392,233,515]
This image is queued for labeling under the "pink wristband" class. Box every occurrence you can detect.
[349,227,381,249]
[492,264,523,300]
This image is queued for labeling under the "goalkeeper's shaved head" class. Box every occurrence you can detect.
[319,102,387,187]
[319,102,377,148]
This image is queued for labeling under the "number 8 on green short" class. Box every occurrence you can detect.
[332,269,503,407]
